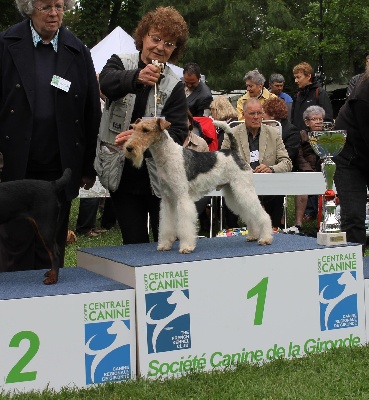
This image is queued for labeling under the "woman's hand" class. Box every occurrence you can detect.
[115,129,133,148]
[137,64,161,86]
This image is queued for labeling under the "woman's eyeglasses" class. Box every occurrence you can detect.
[148,34,177,50]
[306,117,324,122]
[34,5,67,14]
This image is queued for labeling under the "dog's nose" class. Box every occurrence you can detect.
[126,146,132,153]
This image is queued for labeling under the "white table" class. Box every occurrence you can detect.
[207,172,327,235]
[208,172,326,197]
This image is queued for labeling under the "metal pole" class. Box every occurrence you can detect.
[318,0,325,87]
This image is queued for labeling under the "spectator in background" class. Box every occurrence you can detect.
[291,62,333,132]
[346,54,369,98]
[209,96,239,228]
[262,97,300,171]
[76,198,106,237]
[183,62,213,117]
[268,73,293,120]
[222,98,292,229]
[210,96,238,149]
[184,110,210,233]
[0,0,101,271]
[262,97,300,229]
[76,74,114,237]
[334,66,369,255]
[184,110,209,152]
[293,106,325,231]
[237,69,277,120]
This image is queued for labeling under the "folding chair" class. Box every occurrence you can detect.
[209,119,287,234]
[208,120,243,236]
[262,120,287,230]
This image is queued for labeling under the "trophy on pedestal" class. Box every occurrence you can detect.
[309,123,347,246]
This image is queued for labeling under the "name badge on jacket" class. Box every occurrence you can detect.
[250,149,259,163]
[51,75,71,92]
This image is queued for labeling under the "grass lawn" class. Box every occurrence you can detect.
[64,198,122,267]
[4,197,366,399]
[65,196,369,267]
[2,346,369,399]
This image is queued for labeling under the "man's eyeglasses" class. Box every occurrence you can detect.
[34,5,66,14]
[246,111,264,117]
[148,34,177,50]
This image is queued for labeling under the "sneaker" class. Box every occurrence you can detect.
[84,229,100,238]
[92,228,108,234]
[283,225,301,234]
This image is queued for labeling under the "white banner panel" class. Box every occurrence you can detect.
[134,246,365,377]
[0,290,135,393]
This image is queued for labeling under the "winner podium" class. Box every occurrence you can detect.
[78,234,365,378]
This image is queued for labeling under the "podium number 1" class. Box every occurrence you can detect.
[247,277,269,325]
[6,331,40,383]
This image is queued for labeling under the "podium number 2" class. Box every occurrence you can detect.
[247,277,269,325]
[6,331,40,383]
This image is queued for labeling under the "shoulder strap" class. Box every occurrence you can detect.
[315,87,321,104]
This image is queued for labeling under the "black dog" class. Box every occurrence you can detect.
[0,168,72,284]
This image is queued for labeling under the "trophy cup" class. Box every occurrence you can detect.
[309,123,347,246]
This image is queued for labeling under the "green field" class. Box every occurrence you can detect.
[2,346,369,399]
[65,197,369,267]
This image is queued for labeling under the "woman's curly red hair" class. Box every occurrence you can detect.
[263,97,288,120]
[134,6,188,64]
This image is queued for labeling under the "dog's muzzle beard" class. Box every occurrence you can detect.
[124,143,146,169]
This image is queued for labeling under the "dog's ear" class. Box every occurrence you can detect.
[157,118,171,131]
[130,118,142,130]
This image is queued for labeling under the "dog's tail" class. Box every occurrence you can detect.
[54,168,72,192]
[212,120,239,152]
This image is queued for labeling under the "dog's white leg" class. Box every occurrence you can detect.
[223,186,257,239]
[227,177,273,245]
[157,195,177,251]
[176,196,197,254]
[254,210,274,245]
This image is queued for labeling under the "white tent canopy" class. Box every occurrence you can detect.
[90,26,183,78]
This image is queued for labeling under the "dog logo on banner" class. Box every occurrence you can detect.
[319,271,358,331]
[85,320,131,384]
[146,289,191,354]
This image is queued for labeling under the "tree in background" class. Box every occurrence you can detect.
[1,0,368,94]
[139,0,311,92]
[268,0,369,85]
[67,0,141,48]
[0,0,23,32]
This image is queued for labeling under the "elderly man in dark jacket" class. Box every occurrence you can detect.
[0,0,101,271]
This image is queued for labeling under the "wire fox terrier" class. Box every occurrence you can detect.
[124,118,273,253]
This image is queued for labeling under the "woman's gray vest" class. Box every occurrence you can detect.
[94,53,180,193]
